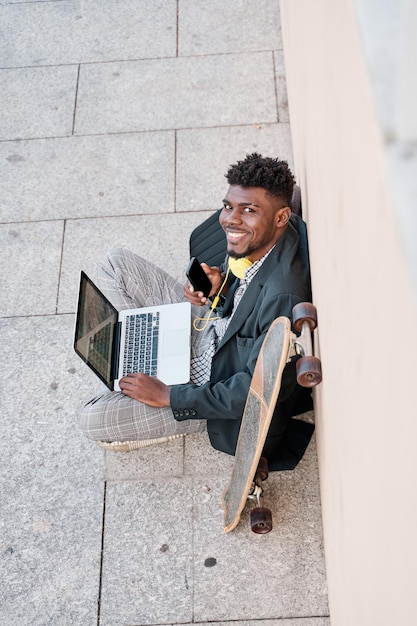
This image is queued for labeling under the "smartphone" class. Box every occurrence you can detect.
[186,257,212,298]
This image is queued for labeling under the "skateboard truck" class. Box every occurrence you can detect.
[290,302,322,387]
[247,457,272,534]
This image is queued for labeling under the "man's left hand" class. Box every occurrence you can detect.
[119,373,171,407]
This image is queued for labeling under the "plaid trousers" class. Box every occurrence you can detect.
[78,248,209,442]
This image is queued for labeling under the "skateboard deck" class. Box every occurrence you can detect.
[222,316,291,533]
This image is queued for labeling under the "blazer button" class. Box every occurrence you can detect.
[190,409,197,416]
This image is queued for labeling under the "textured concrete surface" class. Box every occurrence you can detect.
[0,132,177,221]
[74,53,278,135]
[0,1,330,624]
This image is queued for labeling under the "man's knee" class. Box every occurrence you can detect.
[98,247,129,274]
[78,395,108,441]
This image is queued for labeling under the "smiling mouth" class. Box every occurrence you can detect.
[225,230,247,243]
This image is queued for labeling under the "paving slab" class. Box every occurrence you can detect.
[186,620,330,626]
[104,436,186,481]
[191,436,328,622]
[142,621,329,626]
[74,52,277,135]
[178,0,282,56]
[0,314,103,465]
[0,0,176,68]
[0,65,78,141]
[58,210,214,313]
[0,132,175,222]
[184,431,234,476]
[0,0,65,3]
[0,315,103,625]
[0,220,63,317]
[176,123,294,213]
[104,429,230,482]
[99,479,194,625]
[98,436,327,625]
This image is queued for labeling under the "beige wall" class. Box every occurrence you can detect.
[280,0,417,624]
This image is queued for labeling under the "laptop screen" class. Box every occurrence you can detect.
[74,271,118,389]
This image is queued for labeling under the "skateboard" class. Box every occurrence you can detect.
[222,302,322,534]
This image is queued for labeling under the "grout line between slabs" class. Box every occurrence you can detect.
[97,480,107,626]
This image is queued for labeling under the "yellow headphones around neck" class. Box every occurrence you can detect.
[228,256,253,279]
[193,256,254,331]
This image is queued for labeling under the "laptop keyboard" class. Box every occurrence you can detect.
[122,311,160,377]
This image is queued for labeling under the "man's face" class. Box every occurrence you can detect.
[219,185,288,261]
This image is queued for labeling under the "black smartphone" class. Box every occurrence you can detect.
[186,257,212,298]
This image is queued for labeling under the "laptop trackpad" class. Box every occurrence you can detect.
[162,328,188,358]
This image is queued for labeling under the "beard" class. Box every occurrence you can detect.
[227,243,258,259]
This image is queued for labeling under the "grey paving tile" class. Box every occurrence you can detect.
[0,65,78,141]
[187,620,330,626]
[178,0,282,56]
[192,435,328,622]
[188,617,330,626]
[0,132,175,222]
[0,314,103,462]
[58,210,214,313]
[176,124,294,213]
[99,479,194,625]
[74,53,277,135]
[184,431,234,476]
[0,314,104,625]
[0,220,63,317]
[0,0,176,68]
[0,0,62,3]
[105,428,232,481]
[275,50,291,123]
[104,436,185,481]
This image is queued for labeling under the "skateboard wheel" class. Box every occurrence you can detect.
[292,302,318,333]
[296,356,322,387]
[250,507,273,534]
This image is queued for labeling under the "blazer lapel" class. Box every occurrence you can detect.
[221,279,239,317]
[217,279,263,350]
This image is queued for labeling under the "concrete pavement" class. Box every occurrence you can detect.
[0,1,329,624]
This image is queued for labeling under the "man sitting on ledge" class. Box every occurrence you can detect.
[79,153,313,470]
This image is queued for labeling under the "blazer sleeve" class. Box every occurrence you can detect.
[169,292,304,422]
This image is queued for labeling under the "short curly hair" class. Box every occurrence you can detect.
[225,152,295,206]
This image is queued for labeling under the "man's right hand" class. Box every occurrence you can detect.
[183,263,225,306]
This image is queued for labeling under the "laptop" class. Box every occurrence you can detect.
[74,271,191,390]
